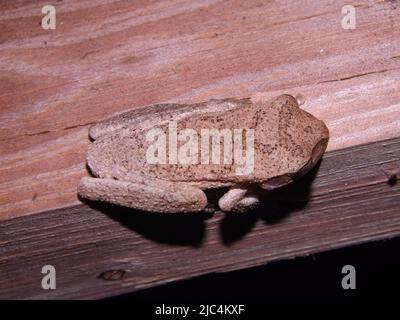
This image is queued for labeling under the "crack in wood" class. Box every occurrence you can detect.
[0,121,96,142]
[318,69,391,84]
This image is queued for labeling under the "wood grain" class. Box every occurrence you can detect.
[0,137,399,299]
[0,0,400,219]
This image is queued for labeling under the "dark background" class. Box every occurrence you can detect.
[110,237,400,301]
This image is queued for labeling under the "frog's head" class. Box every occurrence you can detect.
[260,94,329,190]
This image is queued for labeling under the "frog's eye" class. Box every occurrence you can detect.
[295,94,306,106]
[260,174,293,190]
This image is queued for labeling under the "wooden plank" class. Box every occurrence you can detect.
[1,0,400,220]
[0,137,399,299]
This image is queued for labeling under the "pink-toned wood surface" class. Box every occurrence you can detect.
[1,0,400,220]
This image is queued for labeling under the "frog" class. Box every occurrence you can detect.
[78,94,329,213]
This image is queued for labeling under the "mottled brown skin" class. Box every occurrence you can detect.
[78,95,329,213]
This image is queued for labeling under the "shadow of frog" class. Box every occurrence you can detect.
[220,161,320,244]
[80,160,320,247]
[81,199,212,247]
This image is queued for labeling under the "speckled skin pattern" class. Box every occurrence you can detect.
[78,95,329,213]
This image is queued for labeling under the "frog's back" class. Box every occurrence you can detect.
[87,95,328,189]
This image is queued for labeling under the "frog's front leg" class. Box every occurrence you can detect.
[218,186,260,213]
[78,175,207,213]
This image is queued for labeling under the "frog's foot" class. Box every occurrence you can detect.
[78,176,207,213]
[218,186,260,213]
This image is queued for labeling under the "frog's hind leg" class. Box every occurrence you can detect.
[89,103,185,140]
[218,186,260,213]
[89,99,250,140]
[78,176,207,213]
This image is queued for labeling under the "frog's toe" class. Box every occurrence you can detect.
[218,187,260,213]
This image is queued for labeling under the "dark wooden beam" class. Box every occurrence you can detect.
[0,137,399,299]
